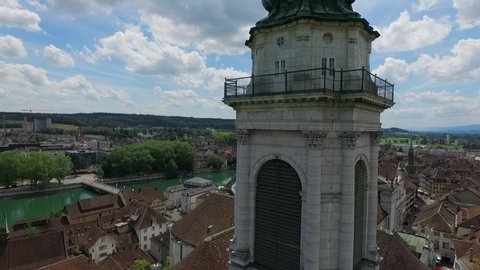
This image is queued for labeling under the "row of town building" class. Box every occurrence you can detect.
[0,176,233,270]
[376,144,480,269]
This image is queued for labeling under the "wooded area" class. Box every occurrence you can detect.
[1,112,234,129]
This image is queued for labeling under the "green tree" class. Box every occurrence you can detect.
[23,152,55,186]
[52,155,72,183]
[130,148,155,175]
[165,159,178,179]
[172,141,195,172]
[133,259,151,270]
[101,140,196,178]
[0,151,23,187]
[70,154,90,176]
[208,154,225,169]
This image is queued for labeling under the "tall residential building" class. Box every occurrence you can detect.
[223,0,394,269]
[33,117,52,132]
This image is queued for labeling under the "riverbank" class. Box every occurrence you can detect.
[0,169,233,199]
[0,183,84,198]
[1,170,235,227]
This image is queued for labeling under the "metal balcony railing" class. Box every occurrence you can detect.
[224,67,394,102]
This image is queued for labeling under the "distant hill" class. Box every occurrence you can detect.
[424,124,480,134]
[381,127,411,137]
[2,112,235,130]
[384,127,410,133]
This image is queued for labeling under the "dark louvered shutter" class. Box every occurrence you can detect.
[353,161,367,268]
[255,159,302,270]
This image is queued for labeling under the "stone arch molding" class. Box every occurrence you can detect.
[354,154,370,172]
[252,153,307,191]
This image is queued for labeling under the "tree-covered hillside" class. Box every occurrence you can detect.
[1,112,234,129]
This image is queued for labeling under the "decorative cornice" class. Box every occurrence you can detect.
[338,131,360,148]
[303,131,327,148]
[320,192,342,203]
[236,129,250,144]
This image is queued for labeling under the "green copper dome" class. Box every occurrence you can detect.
[257,0,361,27]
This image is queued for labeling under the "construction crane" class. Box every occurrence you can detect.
[21,108,52,131]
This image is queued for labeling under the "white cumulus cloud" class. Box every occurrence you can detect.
[44,45,75,67]
[95,25,206,87]
[411,38,480,81]
[0,3,41,31]
[384,89,480,128]
[374,11,451,52]
[373,58,410,84]
[46,0,123,15]
[0,35,27,57]
[453,0,480,29]
[45,0,265,55]
[414,0,442,12]
[0,61,134,110]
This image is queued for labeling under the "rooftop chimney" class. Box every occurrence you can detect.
[470,247,474,262]
[470,225,475,240]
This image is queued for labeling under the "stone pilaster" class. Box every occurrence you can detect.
[367,132,381,264]
[230,129,252,268]
[302,139,323,269]
[338,133,359,269]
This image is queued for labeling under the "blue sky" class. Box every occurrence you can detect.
[0,0,479,129]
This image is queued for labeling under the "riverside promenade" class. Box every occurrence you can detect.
[0,174,120,198]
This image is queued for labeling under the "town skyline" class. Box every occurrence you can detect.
[0,0,479,129]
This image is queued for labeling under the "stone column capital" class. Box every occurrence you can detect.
[303,130,327,149]
[337,131,360,148]
[369,131,382,145]
[236,129,250,145]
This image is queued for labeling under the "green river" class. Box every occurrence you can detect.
[0,170,235,229]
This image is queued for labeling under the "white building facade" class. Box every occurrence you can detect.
[89,235,117,263]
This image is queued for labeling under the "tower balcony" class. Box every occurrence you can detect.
[224,67,394,108]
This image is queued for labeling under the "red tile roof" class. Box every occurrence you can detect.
[378,162,397,183]
[172,231,233,270]
[133,204,167,231]
[413,201,456,233]
[122,187,167,205]
[0,231,66,270]
[64,194,121,224]
[171,193,234,247]
[38,255,98,270]
[457,206,480,230]
[456,240,480,269]
[377,230,429,270]
[97,248,155,270]
[66,222,107,249]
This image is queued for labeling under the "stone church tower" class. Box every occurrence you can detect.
[224,0,394,269]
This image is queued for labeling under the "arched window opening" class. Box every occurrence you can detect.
[354,160,368,268]
[255,159,302,270]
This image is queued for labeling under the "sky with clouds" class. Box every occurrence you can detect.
[0,0,479,129]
